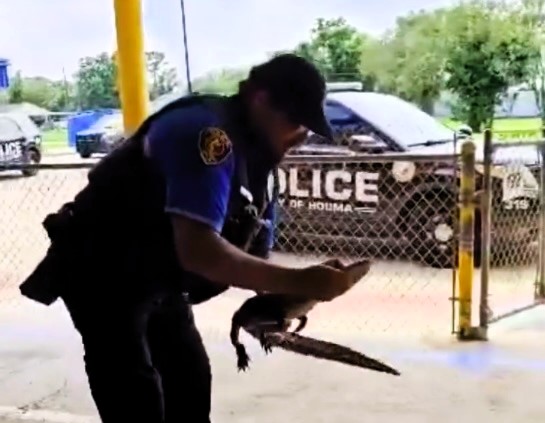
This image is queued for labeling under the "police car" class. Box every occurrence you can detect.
[75,113,125,158]
[0,112,42,177]
[272,86,541,268]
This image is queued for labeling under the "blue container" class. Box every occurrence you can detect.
[67,109,117,147]
[0,58,10,89]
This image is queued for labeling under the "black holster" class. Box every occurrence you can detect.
[19,136,153,306]
[19,204,80,305]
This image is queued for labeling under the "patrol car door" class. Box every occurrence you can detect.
[0,116,26,164]
[338,102,419,242]
[273,102,391,252]
[328,113,395,245]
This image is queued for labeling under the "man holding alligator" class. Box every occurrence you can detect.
[20,54,362,423]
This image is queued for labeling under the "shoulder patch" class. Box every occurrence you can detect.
[198,127,232,165]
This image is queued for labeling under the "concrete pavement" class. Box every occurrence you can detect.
[1,291,545,423]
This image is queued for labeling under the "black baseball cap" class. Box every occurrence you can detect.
[247,54,333,141]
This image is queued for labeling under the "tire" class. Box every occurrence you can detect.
[22,149,40,177]
[76,141,92,158]
[406,194,481,269]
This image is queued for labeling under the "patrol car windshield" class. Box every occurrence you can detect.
[92,114,123,131]
[327,92,454,148]
[9,114,40,138]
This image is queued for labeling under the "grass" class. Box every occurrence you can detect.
[39,117,545,154]
[42,128,70,153]
[440,117,543,141]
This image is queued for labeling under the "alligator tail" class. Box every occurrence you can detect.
[262,332,401,376]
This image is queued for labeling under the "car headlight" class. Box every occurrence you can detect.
[391,161,416,182]
[34,135,42,144]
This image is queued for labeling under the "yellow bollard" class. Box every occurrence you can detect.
[457,140,486,340]
[113,0,149,135]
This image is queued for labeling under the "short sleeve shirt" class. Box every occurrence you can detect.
[145,102,235,233]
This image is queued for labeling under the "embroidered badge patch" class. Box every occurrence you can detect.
[198,127,232,165]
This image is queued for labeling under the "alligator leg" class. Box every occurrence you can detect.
[293,315,308,333]
[259,319,291,354]
[230,322,251,372]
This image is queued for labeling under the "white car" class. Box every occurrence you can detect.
[0,112,42,177]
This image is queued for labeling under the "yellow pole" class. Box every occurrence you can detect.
[458,141,476,339]
[113,0,149,135]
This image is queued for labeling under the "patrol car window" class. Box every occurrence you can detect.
[12,114,40,138]
[325,102,357,123]
[92,114,123,131]
[327,92,454,147]
[323,101,374,146]
[0,117,23,141]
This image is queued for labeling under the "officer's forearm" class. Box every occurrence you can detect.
[201,236,297,293]
[172,216,298,293]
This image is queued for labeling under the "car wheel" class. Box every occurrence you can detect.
[407,196,481,269]
[22,149,40,177]
[80,151,92,159]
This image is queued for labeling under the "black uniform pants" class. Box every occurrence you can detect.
[61,286,211,423]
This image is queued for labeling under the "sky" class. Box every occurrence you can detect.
[0,0,457,82]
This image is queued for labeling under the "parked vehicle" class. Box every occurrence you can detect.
[273,90,540,268]
[75,113,124,158]
[0,112,42,177]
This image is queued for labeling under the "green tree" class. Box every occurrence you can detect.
[192,68,248,95]
[75,52,120,109]
[48,80,74,111]
[8,71,24,103]
[363,9,448,113]
[520,0,545,129]
[443,1,537,131]
[292,41,331,76]
[7,71,75,111]
[145,51,178,100]
[21,77,60,109]
[290,18,371,85]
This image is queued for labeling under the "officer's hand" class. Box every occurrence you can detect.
[298,259,372,302]
[320,258,345,270]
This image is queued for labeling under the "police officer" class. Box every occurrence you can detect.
[21,54,356,423]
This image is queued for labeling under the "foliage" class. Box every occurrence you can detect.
[292,18,371,86]
[8,71,24,104]
[519,0,545,125]
[8,50,178,112]
[145,51,178,100]
[74,53,119,110]
[7,71,72,111]
[443,0,538,131]
[23,77,73,111]
[362,9,448,113]
[191,68,249,95]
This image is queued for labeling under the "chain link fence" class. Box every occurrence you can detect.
[4,143,545,337]
[0,153,461,337]
[477,135,545,327]
[270,152,460,335]
[0,164,93,305]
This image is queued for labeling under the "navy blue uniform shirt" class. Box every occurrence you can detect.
[145,101,275,251]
